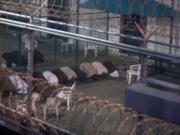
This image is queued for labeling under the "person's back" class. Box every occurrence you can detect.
[79,62,98,80]
[0,74,15,93]
[42,71,59,87]
[71,66,87,81]
[60,66,77,81]
[92,61,108,75]
[51,68,68,85]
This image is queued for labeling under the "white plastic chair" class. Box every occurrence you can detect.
[84,42,97,58]
[16,92,40,118]
[43,97,62,120]
[43,82,76,120]
[56,82,76,110]
[127,64,141,85]
[58,39,75,55]
[65,39,75,55]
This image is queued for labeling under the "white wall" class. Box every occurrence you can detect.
[147,17,170,54]
[69,0,122,53]
[147,17,180,56]
[70,0,180,57]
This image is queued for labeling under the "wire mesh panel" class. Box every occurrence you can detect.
[0,0,180,56]
[0,68,179,135]
[0,0,180,134]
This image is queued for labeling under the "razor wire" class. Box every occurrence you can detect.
[1,10,180,52]
[0,67,180,135]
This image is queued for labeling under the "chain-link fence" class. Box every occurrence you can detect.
[0,0,180,134]
[1,0,180,55]
[0,67,179,135]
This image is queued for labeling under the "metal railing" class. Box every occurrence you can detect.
[0,15,179,63]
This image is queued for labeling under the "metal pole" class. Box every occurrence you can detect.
[169,0,174,55]
[54,37,57,63]
[169,17,174,52]
[27,17,35,119]
[105,10,109,55]
[27,32,34,76]
[175,0,180,56]
[119,15,124,53]
[0,17,180,62]
[90,9,93,36]
[75,0,79,65]
[1,10,180,50]
[140,40,147,83]
[18,31,22,66]
[169,0,174,68]
[0,104,76,135]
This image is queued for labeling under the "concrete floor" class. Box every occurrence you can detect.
[76,75,128,104]
[1,25,180,135]
[0,25,179,105]
[0,25,135,105]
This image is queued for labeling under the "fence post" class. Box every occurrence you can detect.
[27,17,34,77]
[105,10,109,55]
[140,40,147,83]
[54,37,57,64]
[27,17,34,122]
[18,31,22,66]
[169,0,174,54]
[169,0,174,68]
[75,0,79,65]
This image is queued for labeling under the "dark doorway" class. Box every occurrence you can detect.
[120,14,147,47]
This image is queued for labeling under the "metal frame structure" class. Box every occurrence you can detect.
[0,104,75,135]
[0,10,180,80]
[1,10,180,50]
[0,1,180,133]
[0,11,180,62]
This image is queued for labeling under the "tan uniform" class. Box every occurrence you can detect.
[60,66,77,81]
[92,61,108,75]
[79,62,97,78]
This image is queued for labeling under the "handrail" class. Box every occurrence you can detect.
[0,17,179,63]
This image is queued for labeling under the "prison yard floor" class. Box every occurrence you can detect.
[1,27,180,134]
[1,26,179,105]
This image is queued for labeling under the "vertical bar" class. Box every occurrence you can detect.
[159,59,162,73]
[0,1,2,10]
[169,0,174,54]
[169,0,174,68]
[54,37,57,64]
[18,31,22,66]
[27,30,34,114]
[105,10,109,55]
[27,17,34,118]
[75,0,79,65]
[169,17,174,54]
[154,59,157,74]
[27,30,34,76]
[39,0,42,38]
[90,9,93,36]
[175,0,180,56]
[119,15,124,53]
[140,40,147,83]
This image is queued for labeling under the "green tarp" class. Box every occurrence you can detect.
[80,0,180,18]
